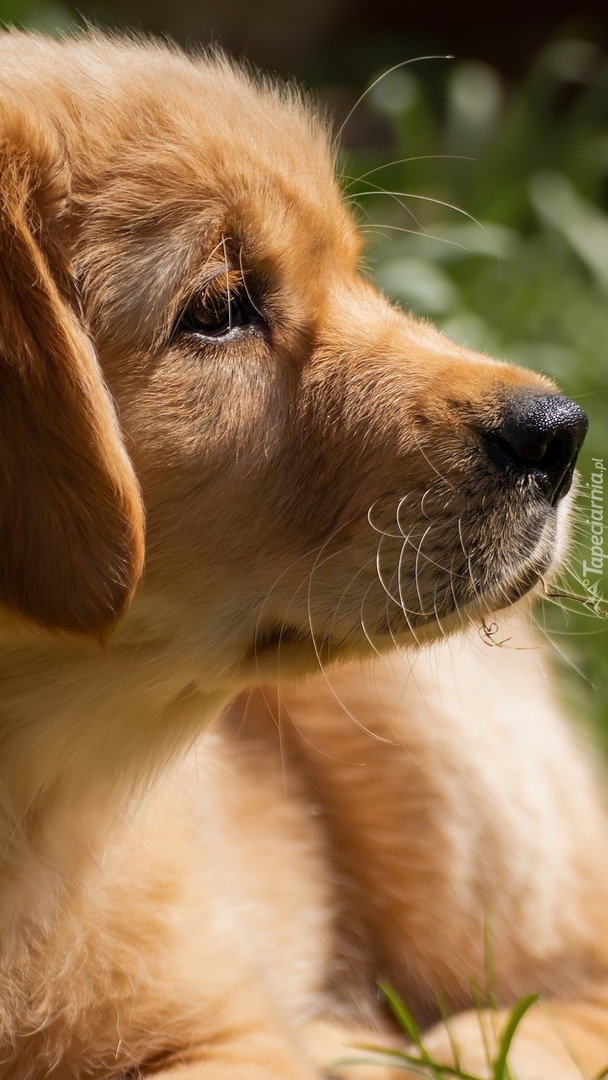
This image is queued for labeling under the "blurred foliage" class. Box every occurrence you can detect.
[343,41,608,738]
[0,0,71,31]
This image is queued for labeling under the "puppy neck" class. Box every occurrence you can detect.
[0,602,231,932]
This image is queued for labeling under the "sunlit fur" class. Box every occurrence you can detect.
[0,30,608,1080]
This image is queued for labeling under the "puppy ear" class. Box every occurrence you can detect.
[0,111,145,635]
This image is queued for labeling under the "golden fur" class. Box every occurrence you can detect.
[0,30,607,1079]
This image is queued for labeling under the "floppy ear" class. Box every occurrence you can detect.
[0,110,145,635]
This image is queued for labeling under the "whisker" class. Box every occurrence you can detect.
[238,245,265,322]
[368,498,408,540]
[358,581,387,661]
[529,608,597,688]
[334,55,454,147]
[344,189,496,255]
[457,515,483,611]
[350,176,425,230]
[357,222,473,251]
[221,235,232,332]
[344,154,476,190]
[305,530,396,743]
[539,574,608,621]
[410,432,454,489]
[413,522,434,617]
[376,534,407,608]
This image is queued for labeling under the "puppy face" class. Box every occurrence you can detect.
[0,34,585,683]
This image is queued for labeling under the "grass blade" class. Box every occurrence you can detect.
[378,982,434,1065]
[345,1046,485,1080]
[492,994,540,1080]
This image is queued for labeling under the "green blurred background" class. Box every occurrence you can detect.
[3,0,607,737]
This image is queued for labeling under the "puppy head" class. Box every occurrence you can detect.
[0,34,586,677]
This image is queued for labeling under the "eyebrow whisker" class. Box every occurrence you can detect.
[238,245,265,322]
[221,235,232,332]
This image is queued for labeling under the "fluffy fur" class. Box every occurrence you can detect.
[0,30,607,1080]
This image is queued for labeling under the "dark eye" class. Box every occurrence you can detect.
[178,288,257,339]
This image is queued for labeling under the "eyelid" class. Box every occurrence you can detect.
[203,267,244,303]
[167,256,268,348]
[178,266,244,323]
[169,267,234,336]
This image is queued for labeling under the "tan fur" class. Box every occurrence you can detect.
[0,29,607,1079]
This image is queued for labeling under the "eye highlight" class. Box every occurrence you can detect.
[177,270,261,340]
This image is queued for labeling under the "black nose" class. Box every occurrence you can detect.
[486,393,588,505]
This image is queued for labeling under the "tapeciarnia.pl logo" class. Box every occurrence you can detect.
[582,458,606,610]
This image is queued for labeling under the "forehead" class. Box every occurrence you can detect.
[67,41,361,335]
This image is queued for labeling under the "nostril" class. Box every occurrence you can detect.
[486,392,588,505]
[540,434,569,471]
[500,428,573,470]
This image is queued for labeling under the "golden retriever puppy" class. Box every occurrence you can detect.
[0,29,607,1080]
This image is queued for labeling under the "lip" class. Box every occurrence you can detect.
[374,553,550,643]
[484,563,544,610]
[246,505,561,663]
